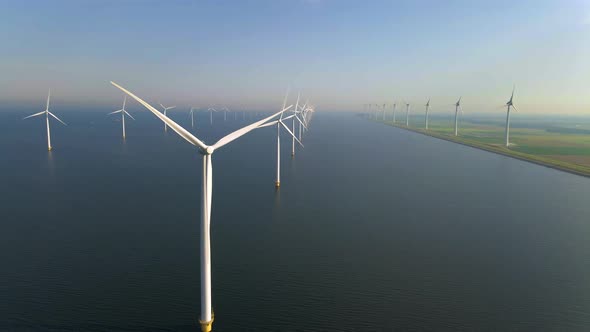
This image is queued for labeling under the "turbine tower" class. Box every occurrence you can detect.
[159,103,176,132]
[23,89,67,150]
[405,102,411,126]
[392,102,397,124]
[108,96,135,138]
[111,81,292,332]
[454,97,462,136]
[504,86,518,147]
[425,98,430,130]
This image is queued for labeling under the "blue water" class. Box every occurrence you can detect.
[1,109,590,331]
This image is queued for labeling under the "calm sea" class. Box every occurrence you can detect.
[1,109,590,331]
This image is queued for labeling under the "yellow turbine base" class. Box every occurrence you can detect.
[199,313,214,332]
[275,181,280,188]
[48,147,52,151]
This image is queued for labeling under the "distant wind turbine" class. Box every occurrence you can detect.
[23,89,67,151]
[189,107,198,128]
[405,102,411,126]
[504,86,518,147]
[159,103,176,132]
[222,107,229,121]
[208,107,217,125]
[454,97,462,136]
[110,81,291,332]
[108,96,135,138]
[258,92,302,187]
[425,98,430,130]
[392,102,397,124]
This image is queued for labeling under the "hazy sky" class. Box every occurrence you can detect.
[1,0,589,114]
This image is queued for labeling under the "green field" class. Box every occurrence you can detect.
[372,115,590,177]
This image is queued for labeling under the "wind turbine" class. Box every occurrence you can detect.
[291,94,308,157]
[405,102,411,126]
[222,107,229,121]
[392,102,397,124]
[504,86,517,147]
[23,89,67,151]
[159,103,176,132]
[108,96,135,138]
[207,107,217,125]
[258,92,303,187]
[110,81,292,332]
[454,97,462,136]
[425,98,430,130]
[189,107,198,128]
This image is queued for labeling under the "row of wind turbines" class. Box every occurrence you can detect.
[364,86,518,147]
[23,82,315,332]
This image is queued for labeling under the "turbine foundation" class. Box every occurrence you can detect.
[199,314,214,332]
[275,181,280,188]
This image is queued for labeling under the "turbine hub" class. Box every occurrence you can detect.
[206,146,215,154]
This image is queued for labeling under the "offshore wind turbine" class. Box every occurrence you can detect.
[291,94,308,157]
[392,102,397,124]
[222,107,229,121]
[189,107,198,128]
[23,89,67,151]
[207,107,217,125]
[159,103,176,132]
[108,96,135,138]
[504,86,518,147]
[110,81,291,332]
[258,93,302,187]
[454,97,462,136]
[424,98,430,130]
[405,102,411,126]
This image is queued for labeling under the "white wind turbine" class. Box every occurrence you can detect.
[504,86,518,147]
[405,102,411,126]
[108,96,135,138]
[454,97,462,136]
[207,107,217,125]
[424,98,430,130]
[159,103,176,132]
[189,107,198,128]
[222,107,229,121]
[290,94,308,156]
[258,93,303,187]
[392,102,397,124]
[110,81,292,332]
[24,89,67,151]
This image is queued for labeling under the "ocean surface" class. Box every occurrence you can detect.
[1,109,590,331]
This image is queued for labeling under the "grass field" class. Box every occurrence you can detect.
[370,114,590,177]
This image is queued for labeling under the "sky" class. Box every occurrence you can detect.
[1,0,589,114]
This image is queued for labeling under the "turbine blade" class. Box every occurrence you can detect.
[295,115,308,129]
[212,104,292,150]
[46,89,51,110]
[124,110,136,120]
[23,111,45,120]
[48,111,67,126]
[257,120,278,128]
[282,114,296,120]
[122,96,127,110]
[280,120,303,147]
[108,110,123,115]
[511,105,518,112]
[168,106,176,110]
[111,81,208,150]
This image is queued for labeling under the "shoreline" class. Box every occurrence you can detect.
[374,120,590,179]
